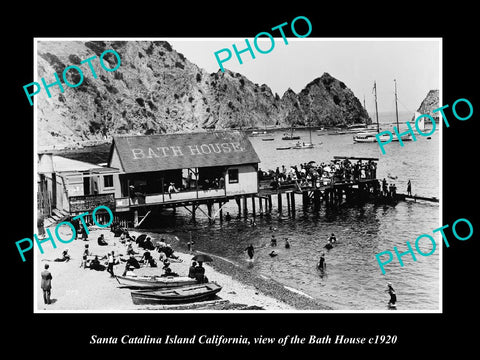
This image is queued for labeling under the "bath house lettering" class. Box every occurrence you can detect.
[131,142,246,159]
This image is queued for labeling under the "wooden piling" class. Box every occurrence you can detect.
[286,192,291,216]
[219,201,223,222]
[207,202,213,224]
[243,196,248,218]
[268,195,272,212]
[251,195,256,218]
[259,196,263,215]
[313,190,321,210]
[291,192,296,216]
[277,193,282,214]
[236,197,241,217]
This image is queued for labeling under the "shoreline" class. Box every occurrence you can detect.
[36,226,302,312]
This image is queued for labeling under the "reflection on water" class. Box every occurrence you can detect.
[148,129,440,310]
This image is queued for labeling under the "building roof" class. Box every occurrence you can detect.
[38,154,118,174]
[109,131,260,173]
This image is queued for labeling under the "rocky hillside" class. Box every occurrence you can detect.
[416,89,439,120]
[36,41,371,146]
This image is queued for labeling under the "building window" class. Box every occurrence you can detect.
[228,169,239,184]
[103,175,114,188]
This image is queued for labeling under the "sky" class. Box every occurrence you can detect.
[170,38,441,114]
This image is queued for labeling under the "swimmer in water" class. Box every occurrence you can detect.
[386,282,397,306]
[270,235,277,247]
[245,244,255,260]
[317,253,326,271]
[284,238,290,249]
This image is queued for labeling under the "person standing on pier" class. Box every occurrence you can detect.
[407,180,412,196]
[41,264,52,305]
[382,178,388,196]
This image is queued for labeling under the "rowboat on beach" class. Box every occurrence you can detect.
[115,275,197,289]
[131,282,222,305]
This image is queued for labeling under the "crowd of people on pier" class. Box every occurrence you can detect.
[261,158,378,190]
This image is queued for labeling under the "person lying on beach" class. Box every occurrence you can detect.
[161,267,179,277]
[54,249,70,262]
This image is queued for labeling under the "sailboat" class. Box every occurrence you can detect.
[390,79,413,142]
[353,81,390,143]
[282,124,300,140]
[292,124,314,149]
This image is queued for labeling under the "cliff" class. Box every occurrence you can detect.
[416,89,440,120]
[36,41,371,146]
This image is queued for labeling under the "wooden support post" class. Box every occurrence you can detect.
[133,209,139,227]
[286,192,291,216]
[243,196,248,218]
[314,190,321,211]
[291,192,296,217]
[259,196,263,215]
[268,195,272,212]
[302,191,309,207]
[219,202,223,222]
[277,193,282,214]
[207,201,213,224]
[192,204,196,223]
[251,195,256,218]
[236,197,241,217]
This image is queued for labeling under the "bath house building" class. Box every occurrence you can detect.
[108,131,261,224]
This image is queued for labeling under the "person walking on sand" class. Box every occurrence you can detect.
[41,264,52,305]
[107,251,116,278]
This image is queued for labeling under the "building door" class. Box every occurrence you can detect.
[83,174,90,195]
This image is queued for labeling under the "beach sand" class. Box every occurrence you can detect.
[35,226,295,311]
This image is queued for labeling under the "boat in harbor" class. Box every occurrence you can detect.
[291,141,314,149]
[354,80,412,143]
[282,125,300,140]
[115,275,197,289]
[276,146,291,150]
[261,138,275,141]
[131,282,222,305]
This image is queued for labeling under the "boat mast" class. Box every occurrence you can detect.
[394,79,399,129]
[374,81,379,133]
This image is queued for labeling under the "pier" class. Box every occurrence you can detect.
[37,133,438,229]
